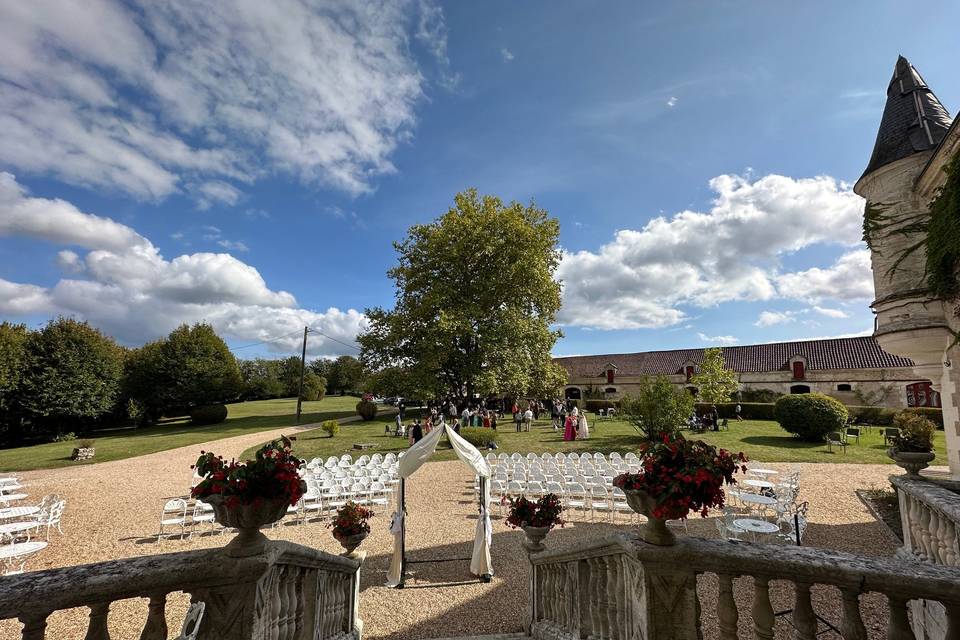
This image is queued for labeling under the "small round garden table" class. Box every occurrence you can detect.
[0,506,39,521]
[738,493,776,507]
[748,469,778,476]
[0,521,36,536]
[744,479,775,489]
[734,518,780,535]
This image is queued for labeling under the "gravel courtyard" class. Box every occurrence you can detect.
[0,426,914,640]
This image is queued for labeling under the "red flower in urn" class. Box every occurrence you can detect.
[192,435,306,507]
[613,433,747,521]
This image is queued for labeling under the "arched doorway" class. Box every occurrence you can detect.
[564,387,582,400]
[790,385,811,394]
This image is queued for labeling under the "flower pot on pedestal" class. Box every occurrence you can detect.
[521,525,551,553]
[335,531,369,555]
[623,489,676,546]
[206,495,291,557]
[887,448,936,478]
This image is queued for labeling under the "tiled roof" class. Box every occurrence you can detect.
[861,55,953,178]
[554,336,915,378]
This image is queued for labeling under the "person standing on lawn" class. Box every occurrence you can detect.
[563,412,577,441]
[409,419,424,445]
[524,407,534,431]
[578,411,590,440]
[735,403,743,421]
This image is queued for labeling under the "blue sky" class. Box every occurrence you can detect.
[0,1,958,359]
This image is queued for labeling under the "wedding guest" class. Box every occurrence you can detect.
[578,412,590,440]
[409,420,423,445]
[563,412,576,441]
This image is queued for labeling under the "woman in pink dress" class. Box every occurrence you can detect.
[563,413,577,441]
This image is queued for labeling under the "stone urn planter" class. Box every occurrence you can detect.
[521,525,551,553]
[335,531,369,555]
[624,489,676,546]
[888,448,936,478]
[206,495,291,557]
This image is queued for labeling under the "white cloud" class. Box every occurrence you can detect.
[500,47,515,62]
[812,305,850,319]
[0,174,362,356]
[697,332,738,345]
[755,310,795,327]
[217,239,250,253]
[667,96,678,107]
[0,0,445,201]
[776,250,873,303]
[556,173,866,330]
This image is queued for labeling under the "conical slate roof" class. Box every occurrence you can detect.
[861,56,953,178]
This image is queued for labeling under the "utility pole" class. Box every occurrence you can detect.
[296,326,309,424]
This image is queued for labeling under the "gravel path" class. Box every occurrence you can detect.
[0,429,922,639]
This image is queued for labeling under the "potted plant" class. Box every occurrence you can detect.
[329,501,374,555]
[888,412,937,477]
[505,493,564,553]
[614,434,747,546]
[192,435,306,556]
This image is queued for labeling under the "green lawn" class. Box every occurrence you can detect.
[249,414,949,466]
[0,396,360,472]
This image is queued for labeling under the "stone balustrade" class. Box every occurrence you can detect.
[528,532,960,640]
[0,540,363,640]
[891,475,960,638]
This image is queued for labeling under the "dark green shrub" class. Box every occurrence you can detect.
[848,406,896,426]
[739,388,783,403]
[459,428,500,449]
[584,399,617,413]
[355,400,378,421]
[694,402,776,420]
[904,407,944,429]
[190,404,228,425]
[774,393,848,442]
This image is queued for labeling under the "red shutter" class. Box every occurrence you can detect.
[607,369,614,384]
[685,366,694,381]
[792,361,805,379]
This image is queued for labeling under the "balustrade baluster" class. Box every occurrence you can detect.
[278,565,294,640]
[751,577,775,640]
[588,557,603,638]
[791,581,816,640]
[886,596,914,640]
[931,512,946,564]
[943,519,959,567]
[918,505,934,561]
[543,565,554,624]
[569,560,581,636]
[840,589,866,640]
[138,593,168,640]
[614,556,627,640]
[83,602,111,640]
[604,556,618,640]
[19,613,48,640]
[717,574,738,640]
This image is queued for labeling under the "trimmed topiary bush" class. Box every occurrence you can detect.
[459,428,500,449]
[321,419,340,438]
[355,400,378,421]
[890,411,936,452]
[190,403,228,426]
[774,393,848,442]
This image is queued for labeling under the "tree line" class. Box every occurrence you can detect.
[0,318,366,446]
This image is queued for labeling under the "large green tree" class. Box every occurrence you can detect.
[690,347,740,405]
[327,355,365,395]
[358,188,567,401]
[0,323,30,439]
[239,358,285,400]
[620,375,695,441]
[20,318,124,436]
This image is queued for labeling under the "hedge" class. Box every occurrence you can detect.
[694,403,776,420]
[459,427,500,449]
[190,404,228,426]
[774,394,848,441]
[585,400,618,413]
[846,405,944,428]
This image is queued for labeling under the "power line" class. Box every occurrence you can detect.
[232,328,306,351]
[307,327,362,353]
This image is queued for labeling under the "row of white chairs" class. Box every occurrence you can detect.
[307,452,404,470]
[487,451,639,466]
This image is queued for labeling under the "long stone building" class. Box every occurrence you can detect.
[555,336,940,408]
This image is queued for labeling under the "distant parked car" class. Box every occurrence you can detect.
[372,396,386,404]
[384,397,399,406]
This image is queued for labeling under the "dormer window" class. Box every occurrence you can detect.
[685,365,695,381]
[789,355,807,380]
[606,368,615,384]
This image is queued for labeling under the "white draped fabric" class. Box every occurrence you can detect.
[385,424,492,587]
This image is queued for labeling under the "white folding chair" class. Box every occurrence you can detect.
[589,486,611,521]
[191,500,216,536]
[157,499,188,541]
[526,481,545,500]
[565,483,588,519]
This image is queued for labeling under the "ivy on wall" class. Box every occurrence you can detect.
[926,151,960,299]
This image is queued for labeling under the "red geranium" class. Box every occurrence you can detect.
[613,433,747,520]
[505,493,565,530]
[191,435,306,507]
[329,501,374,538]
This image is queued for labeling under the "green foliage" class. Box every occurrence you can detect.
[459,427,500,449]
[321,419,340,438]
[0,323,29,437]
[326,356,365,395]
[926,152,960,299]
[619,375,694,440]
[904,407,944,428]
[847,405,897,426]
[774,393,848,441]
[890,411,936,453]
[300,370,326,401]
[355,399,378,421]
[358,188,565,401]
[690,348,739,405]
[53,432,77,442]
[239,358,285,400]
[694,402,776,420]
[190,404,228,425]
[585,399,618,413]
[738,388,782,403]
[78,439,95,449]
[20,318,124,439]
[127,323,242,413]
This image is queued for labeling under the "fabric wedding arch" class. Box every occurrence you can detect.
[385,423,493,588]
